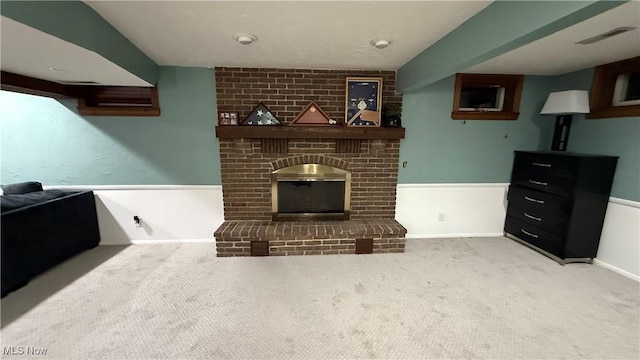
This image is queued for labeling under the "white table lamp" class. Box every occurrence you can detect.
[540,90,590,151]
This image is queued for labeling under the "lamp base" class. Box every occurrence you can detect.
[551,115,572,151]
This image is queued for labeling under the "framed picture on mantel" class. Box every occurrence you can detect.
[345,77,382,127]
[218,111,238,125]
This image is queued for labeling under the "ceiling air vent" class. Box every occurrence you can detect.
[575,26,637,45]
[57,80,101,85]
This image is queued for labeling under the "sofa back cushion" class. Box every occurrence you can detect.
[1,181,43,195]
[1,190,69,213]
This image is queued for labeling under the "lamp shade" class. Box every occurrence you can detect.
[540,90,590,115]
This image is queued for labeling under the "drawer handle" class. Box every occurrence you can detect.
[529,179,548,186]
[524,212,542,222]
[532,162,552,168]
[524,196,544,204]
[521,229,539,238]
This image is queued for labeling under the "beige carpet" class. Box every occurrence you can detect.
[1,237,638,360]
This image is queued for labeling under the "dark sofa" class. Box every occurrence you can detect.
[1,184,101,297]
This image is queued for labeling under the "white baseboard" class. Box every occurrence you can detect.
[609,196,640,209]
[44,183,637,280]
[129,238,216,245]
[593,259,640,283]
[405,233,504,239]
[44,185,222,191]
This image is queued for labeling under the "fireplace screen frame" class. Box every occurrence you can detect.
[271,164,351,221]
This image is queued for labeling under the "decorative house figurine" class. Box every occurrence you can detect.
[241,102,280,125]
[289,101,336,126]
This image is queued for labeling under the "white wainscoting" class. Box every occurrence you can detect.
[594,198,640,281]
[47,184,638,281]
[46,185,224,245]
[396,184,639,282]
[396,184,509,239]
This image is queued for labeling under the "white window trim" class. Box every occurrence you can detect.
[612,72,640,107]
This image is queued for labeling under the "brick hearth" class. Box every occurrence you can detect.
[214,220,406,256]
[213,67,406,257]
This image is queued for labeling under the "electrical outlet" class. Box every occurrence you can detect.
[438,213,445,222]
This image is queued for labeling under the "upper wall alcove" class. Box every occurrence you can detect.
[451,73,524,121]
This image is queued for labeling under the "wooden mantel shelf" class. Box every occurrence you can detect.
[215,126,405,140]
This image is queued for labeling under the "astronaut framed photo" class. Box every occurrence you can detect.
[345,77,382,127]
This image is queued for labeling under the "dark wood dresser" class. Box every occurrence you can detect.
[504,151,618,264]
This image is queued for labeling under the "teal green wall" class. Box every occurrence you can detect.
[398,67,639,202]
[549,68,639,201]
[1,66,635,200]
[1,1,158,84]
[398,75,554,183]
[0,66,220,185]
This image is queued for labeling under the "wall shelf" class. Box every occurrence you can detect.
[215,126,405,140]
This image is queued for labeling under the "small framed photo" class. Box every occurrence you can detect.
[218,111,239,125]
[345,77,383,127]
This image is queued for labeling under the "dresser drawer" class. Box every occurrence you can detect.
[513,152,579,178]
[511,170,575,197]
[505,216,563,257]
[507,185,572,216]
[506,201,569,235]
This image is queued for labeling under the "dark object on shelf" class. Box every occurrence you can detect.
[1,189,101,297]
[382,103,402,128]
[504,151,618,264]
[242,102,280,125]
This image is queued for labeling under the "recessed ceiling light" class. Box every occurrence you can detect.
[49,67,70,72]
[233,33,257,45]
[370,38,392,49]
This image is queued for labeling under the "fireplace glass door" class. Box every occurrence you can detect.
[277,180,345,215]
[271,164,351,221]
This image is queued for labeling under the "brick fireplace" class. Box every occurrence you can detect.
[213,67,407,256]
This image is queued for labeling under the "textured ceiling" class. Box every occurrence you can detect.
[2,1,638,87]
[0,16,151,86]
[467,1,640,75]
[85,0,492,70]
